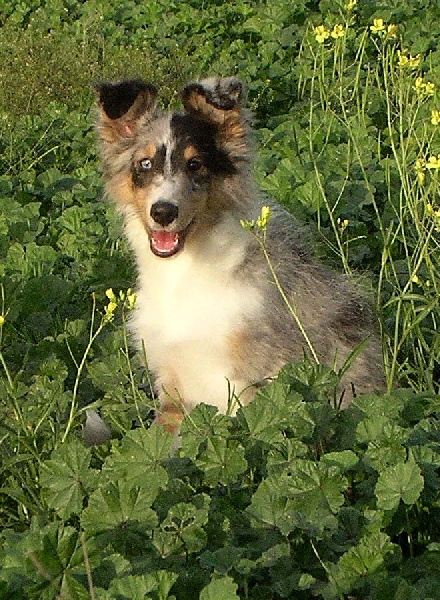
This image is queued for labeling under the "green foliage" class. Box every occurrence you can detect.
[1,0,440,598]
[39,442,97,519]
[1,378,440,598]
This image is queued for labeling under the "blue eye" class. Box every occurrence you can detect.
[140,158,152,170]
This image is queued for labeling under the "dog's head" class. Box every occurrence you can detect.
[95,77,250,258]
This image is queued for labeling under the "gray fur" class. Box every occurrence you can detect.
[235,208,383,405]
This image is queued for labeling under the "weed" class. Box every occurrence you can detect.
[0,1,439,598]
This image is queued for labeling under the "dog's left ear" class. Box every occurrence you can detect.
[181,77,246,144]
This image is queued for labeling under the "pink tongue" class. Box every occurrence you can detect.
[152,231,178,251]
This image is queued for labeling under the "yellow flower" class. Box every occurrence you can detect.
[415,77,424,92]
[415,77,435,97]
[345,0,357,10]
[337,217,349,230]
[0,315,4,327]
[105,288,117,303]
[387,24,398,38]
[314,25,330,44]
[241,205,272,234]
[370,18,386,33]
[398,52,409,67]
[411,274,421,285]
[331,24,345,39]
[431,110,440,125]
[415,158,426,185]
[398,51,421,69]
[107,287,137,311]
[104,288,119,321]
[408,54,422,68]
[126,289,137,310]
[424,81,436,96]
[256,205,272,230]
[426,155,440,169]
[104,301,118,322]
[426,204,440,230]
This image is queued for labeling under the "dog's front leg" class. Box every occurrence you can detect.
[153,398,185,437]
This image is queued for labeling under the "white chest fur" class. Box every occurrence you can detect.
[126,215,262,413]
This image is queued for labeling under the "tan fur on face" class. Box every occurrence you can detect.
[109,175,169,233]
[138,143,157,160]
[183,145,200,161]
[106,173,134,208]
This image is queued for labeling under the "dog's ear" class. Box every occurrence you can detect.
[181,77,246,144]
[95,79,157,143]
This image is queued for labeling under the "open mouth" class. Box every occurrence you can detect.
[149,223,192,258]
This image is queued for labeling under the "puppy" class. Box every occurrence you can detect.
[95,76,384,435]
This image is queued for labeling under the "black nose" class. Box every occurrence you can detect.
[150,201,179,226]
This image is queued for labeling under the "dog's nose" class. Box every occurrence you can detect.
[150,201,179,226]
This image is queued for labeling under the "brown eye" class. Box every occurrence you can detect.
[187,157,204,172]
[139,158,152,171]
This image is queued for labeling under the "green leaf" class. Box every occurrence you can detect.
[59,573,90,599]
[106,574,156,599]
[236,393,285,444]
[99,571,178,599]
[353,393,406,420]
[249,460,347,536]
[237,378,314,443]
[258,542,290,568]
[200,547,245,574]
[196,438,247,486]
[81,480,158,535]
[2,523,86,595]
[248,472,291,528]
[375,460,424,511]
[200,576,240,600]
[365,444,407,471]
[180,403,231,460]
[236,382,301,444]
[279,467,346,536]
[323,531,396,598]
[356,415,407,446]
[152,496,210,556]
[39,441,96,519]
[154,570,179,600]
[102,426,172,494]
[320,451,359,472]
[91,553,131,589]
[266,437,310,476]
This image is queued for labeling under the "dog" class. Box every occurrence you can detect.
[95,76,384,436]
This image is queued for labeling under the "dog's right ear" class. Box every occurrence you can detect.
[95,79,157,143]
